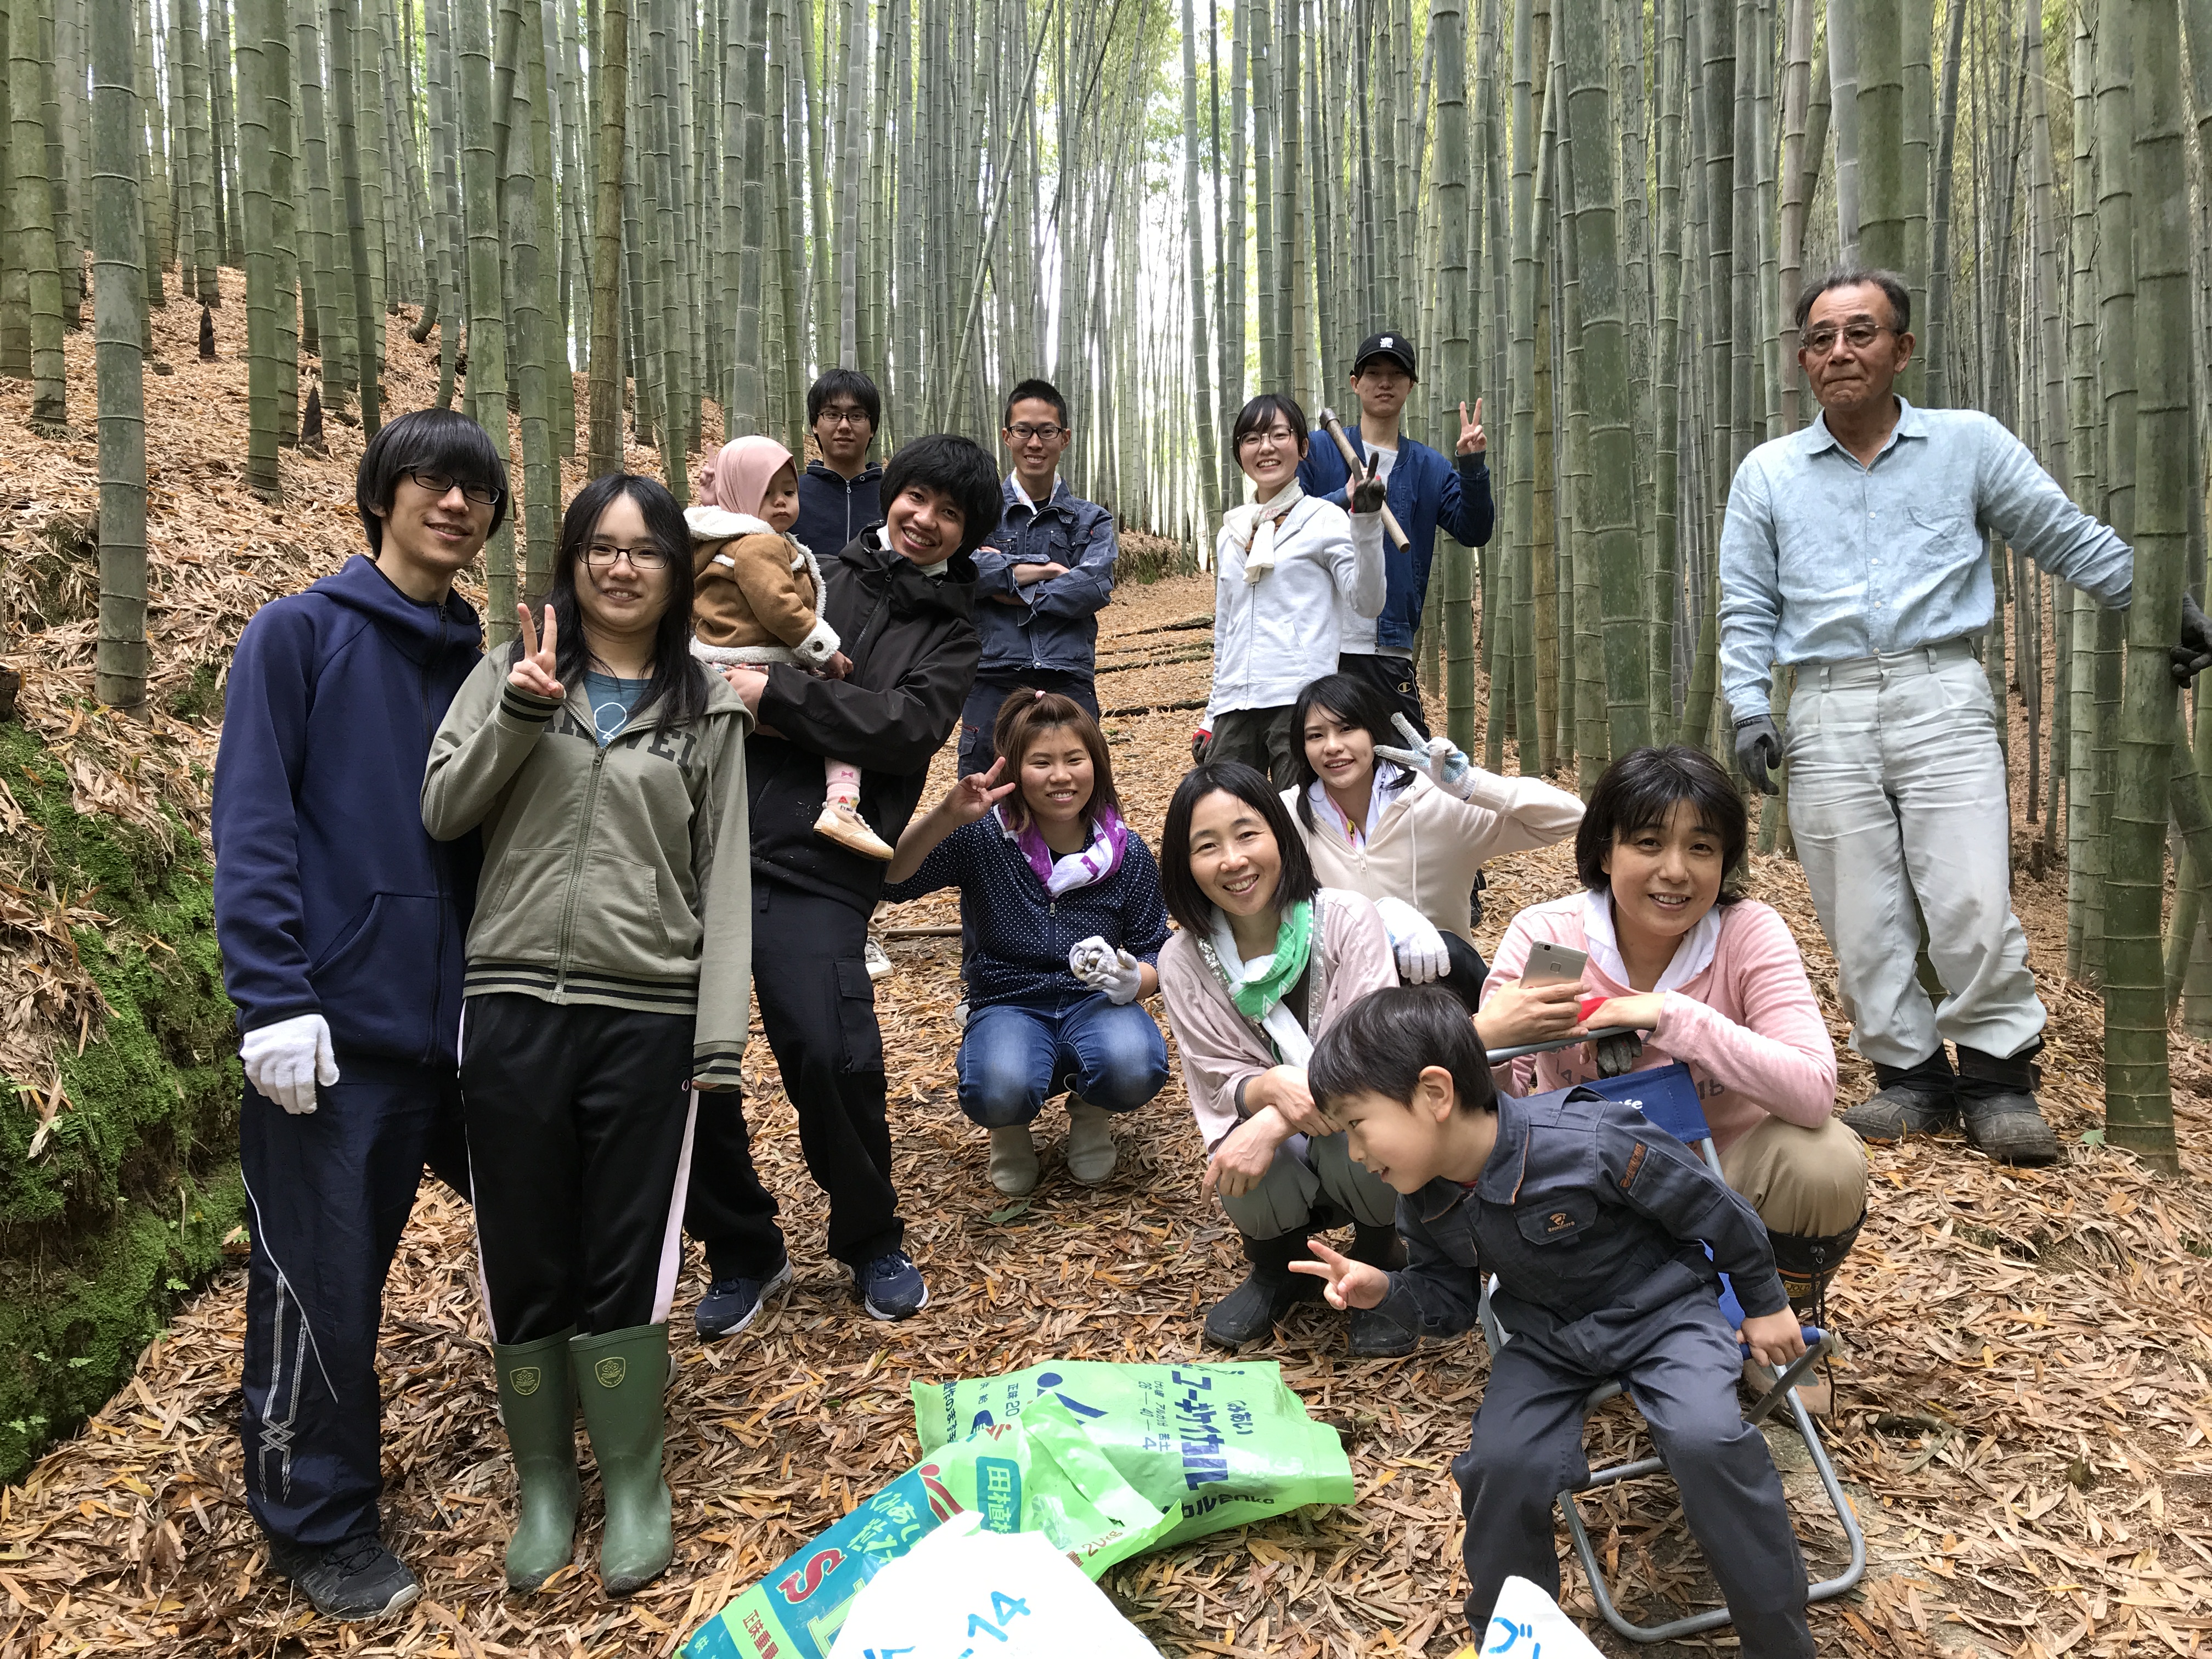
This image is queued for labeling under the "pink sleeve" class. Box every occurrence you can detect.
[1479,913,1539,1094]
[1650,907,1837,1128]
[1158,939,1267,1153]
[1326,894,1402,1005]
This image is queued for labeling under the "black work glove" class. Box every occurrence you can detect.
[2174,594,2212,684]
[1734,714,1782,793]
[1350,458,1388,516]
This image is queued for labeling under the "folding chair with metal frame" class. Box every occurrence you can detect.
[1475,1040,1869,1645]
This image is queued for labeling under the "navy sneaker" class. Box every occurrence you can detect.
[850,1249,928,1321]
[694,1258,794,1340]
[266,1531,421,1621]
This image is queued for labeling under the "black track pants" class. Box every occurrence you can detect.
[459,994,698,1344]
[685,880,903,1279]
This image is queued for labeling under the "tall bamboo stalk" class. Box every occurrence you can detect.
[91,0,147,707]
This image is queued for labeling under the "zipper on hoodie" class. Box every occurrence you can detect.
[421,603,449,1065]
[552,741,611,1000]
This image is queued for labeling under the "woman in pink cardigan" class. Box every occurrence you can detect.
[1156,761,1408,1358]
[1482,746,1867,1336]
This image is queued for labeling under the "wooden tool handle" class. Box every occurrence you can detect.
[1317,408,1410,549]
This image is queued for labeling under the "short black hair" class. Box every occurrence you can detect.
[806,367,881,431]
[879,433,1005,558]
[356,408,509,552]
[1158,761,1319,936]
[1574,744,1747,903]
[1288,673,1403,830]
[1310,985,1499,1116]
[1231,393,1310,457]
[1794,266,1912,336]
[1003,378,1069,429]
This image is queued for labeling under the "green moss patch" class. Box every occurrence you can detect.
[0,720,245,1486]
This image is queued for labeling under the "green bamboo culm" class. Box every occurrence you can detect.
[1178,0,1218,525]
[10,0,66,433]
[175,0,220,302]
[239,0,283,496]
[328,0,380,433]
[457,0,514,635]
[1432,0,1476,754]
[2103,0,2188,1170]
[585,0,629,471]
[1561,0,1647,757]
[91,0,148,707]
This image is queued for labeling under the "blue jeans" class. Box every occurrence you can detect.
[956,991,1169,1128]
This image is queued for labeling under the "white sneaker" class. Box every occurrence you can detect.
[863,938,894,981]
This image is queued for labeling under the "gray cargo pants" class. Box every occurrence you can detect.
[1457,1272,1814,1658]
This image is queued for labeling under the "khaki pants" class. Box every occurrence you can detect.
[1718,1113,1869,1238]
[1219,1130,1398,1240]
[1785,643,2045,1068]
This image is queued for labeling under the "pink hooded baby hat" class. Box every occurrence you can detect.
[693,435,796,520]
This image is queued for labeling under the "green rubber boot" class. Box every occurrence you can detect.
[572,1323,674,1596]
[492,1328,580,1592]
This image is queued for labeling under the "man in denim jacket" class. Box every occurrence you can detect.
[1296,989,1815,1658]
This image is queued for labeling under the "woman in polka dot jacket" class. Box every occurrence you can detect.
[883,691,1171,1198]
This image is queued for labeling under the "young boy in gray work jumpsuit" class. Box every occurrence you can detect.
[1296,988,1814,1657]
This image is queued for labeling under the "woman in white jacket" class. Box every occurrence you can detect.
[1202,394,1388,785]
[1282,672,1586,1031]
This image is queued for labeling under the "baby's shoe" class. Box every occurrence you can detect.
[815,800,896,860]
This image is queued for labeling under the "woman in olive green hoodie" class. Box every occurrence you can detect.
[422,473,751,1598]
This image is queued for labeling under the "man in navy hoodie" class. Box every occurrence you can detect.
[212,408,507,1621]
[1297,329,1493,736]
[793,368,887,560]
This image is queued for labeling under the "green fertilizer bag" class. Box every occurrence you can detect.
[680,1397,1173,1659]
[912,1361,1354,1548]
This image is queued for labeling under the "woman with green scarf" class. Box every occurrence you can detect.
[1157,761,1407,1356]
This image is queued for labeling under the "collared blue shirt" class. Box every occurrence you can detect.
[969,477,1119,680]
[1718,397,2132,718]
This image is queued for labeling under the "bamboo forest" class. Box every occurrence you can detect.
[10,0,2209,1138]
[8,0,2212,1647]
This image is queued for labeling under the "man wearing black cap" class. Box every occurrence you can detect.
[1298,329,1493,736]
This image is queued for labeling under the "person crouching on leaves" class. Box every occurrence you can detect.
[422,473,753,1599]
[689,434,893,859]
[882,690,1171,1196]
[1154,761,1412,1357]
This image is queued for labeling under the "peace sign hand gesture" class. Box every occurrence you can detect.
[510,603,563,701]
[943,756,1018,827]
[1458,397,1486,456]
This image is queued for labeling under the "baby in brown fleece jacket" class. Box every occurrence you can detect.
[687,436,894,860]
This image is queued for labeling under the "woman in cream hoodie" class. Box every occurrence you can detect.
[1281,672,1583,1027]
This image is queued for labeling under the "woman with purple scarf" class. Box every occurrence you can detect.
[883,691,1171,1197]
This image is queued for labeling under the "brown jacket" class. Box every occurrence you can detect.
[684,506,842,668]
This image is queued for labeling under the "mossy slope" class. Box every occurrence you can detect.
[0,720,245,1485]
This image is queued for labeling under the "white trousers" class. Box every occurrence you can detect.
[1784,641,2045,1069]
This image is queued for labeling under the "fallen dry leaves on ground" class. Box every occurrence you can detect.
[5,280,2212,1659]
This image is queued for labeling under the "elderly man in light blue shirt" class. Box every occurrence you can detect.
[1720,267,2212,1168]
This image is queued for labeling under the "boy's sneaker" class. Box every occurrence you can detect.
[850,1249,928,1320]
[694,1258,794,1340]
[864,938,895,981]
[266,1531,422,1621]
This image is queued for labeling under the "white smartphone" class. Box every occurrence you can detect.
[1521,940,1589,987]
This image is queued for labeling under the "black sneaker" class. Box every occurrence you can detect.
[850,1249,928,1320]
[694,1258,794,1339]
[267,1532,421,1621]
[1349,1304,1417,1358]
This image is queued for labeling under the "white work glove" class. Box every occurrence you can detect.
[1371,896,1451,985]
[1069,935,1146,1005]
[1373,711,1479,799]
[240,1012,340,1115]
